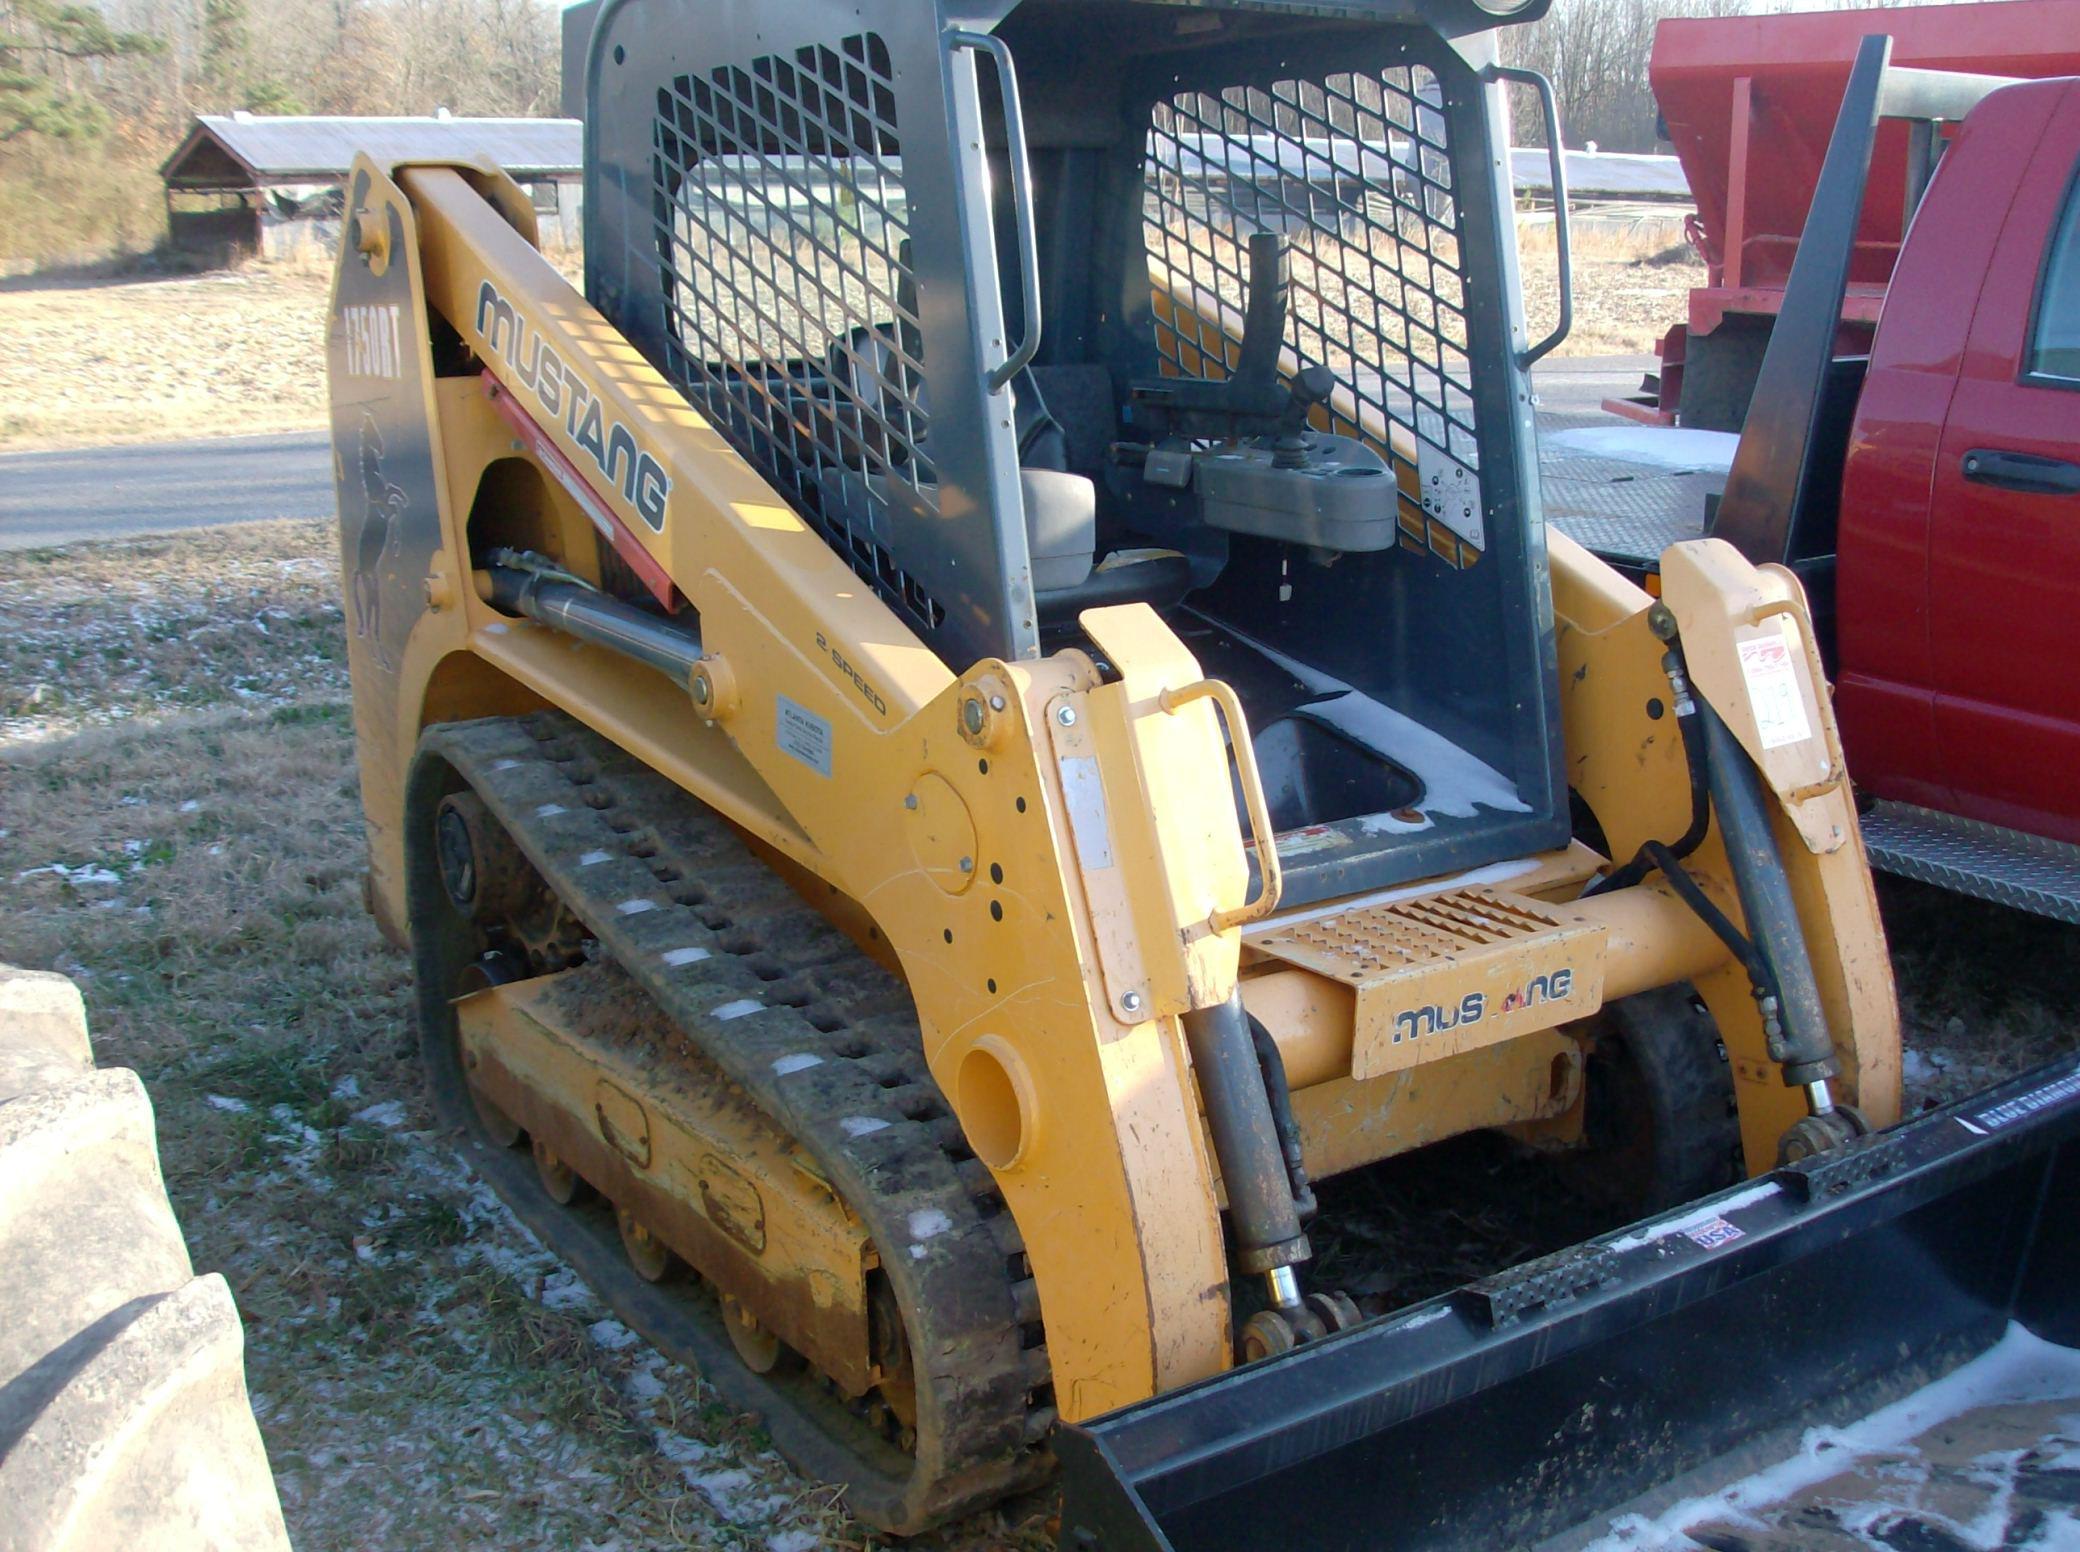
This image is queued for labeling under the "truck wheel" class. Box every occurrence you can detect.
[1564,983,1740,1217]
[0,966,290,1552]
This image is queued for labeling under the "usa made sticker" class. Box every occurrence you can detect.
[1685,1216,1744,1251]
[1736,630,1814,751]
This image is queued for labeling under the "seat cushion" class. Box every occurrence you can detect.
[1021,469,1096,593]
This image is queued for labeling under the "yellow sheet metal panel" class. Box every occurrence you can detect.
[397,163,954,727]
[1256,889,1606,1080]
[1292,1030,1581,1182]
[337,162,1241,1418]
[1660,539,1850,856]
[1554,539,1900,1165]
[1657,539,1899,1131]
[1077,605,1254,1017]
[457,975,876,1394]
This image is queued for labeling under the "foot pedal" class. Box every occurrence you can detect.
[1861,800,2080,924]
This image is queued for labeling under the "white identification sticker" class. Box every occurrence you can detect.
[775,694,833,778]
[1736,631,1814,751]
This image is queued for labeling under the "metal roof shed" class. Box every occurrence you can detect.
[160,113,584,262]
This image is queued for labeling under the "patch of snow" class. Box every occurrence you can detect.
[767,1532,823,1552]
[352,1100,408,1129]
[711,999,762,1021]
[1584,1323,2080,1551]
[661,946,710,967]
[331,1075,363,1101]
[538,1270,594,1313]
[616,898,657,916]
[264,1104,327,1178]
[18,861,124,885]
[179,799,202,813]
[627,1368,667,1403]
[841,1116,890,1138]
[908,1208,952,1240]
[652,1428,713,1467]
[771,1053,822,1076]
[1394,1304,1453,1331]
[207,1094,251,1113]
[588,1319,639,1352]
[578,849,614,866]
[687,1465,767,1521]
[1543,425,1740,474]
[1903,1048,1937,1084]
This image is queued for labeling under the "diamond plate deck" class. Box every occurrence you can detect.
[1254,887,1605,1078]
[1537,435,1715,568]
[1861,801,2080,924]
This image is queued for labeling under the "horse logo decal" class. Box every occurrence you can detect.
[351,413,408,670]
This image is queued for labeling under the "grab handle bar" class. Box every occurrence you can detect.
[951,30,1043,393]
[1159,678,1284,932]
[1485,64,1573,367]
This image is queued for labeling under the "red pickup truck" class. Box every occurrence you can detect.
[1558,49,2080,921]
[1835,74,2080,861]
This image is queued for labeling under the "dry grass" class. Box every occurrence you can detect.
[0,267,335,451]
[1518,222,1702,357]
[0,217,1686,454]
[0,518,1057,1551]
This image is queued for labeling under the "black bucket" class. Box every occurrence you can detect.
[1058,1055,2080,1552]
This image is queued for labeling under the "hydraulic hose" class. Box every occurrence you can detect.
[1696,700,1838,1086]
[1247,1013,1316,1225]
[1584,646,1709,899]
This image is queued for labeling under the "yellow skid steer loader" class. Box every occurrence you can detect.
[324,0,2080,1543]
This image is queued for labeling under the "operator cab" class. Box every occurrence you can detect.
[590,0,1567,906]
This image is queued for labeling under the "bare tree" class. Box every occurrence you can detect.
[1504,0,1745,152]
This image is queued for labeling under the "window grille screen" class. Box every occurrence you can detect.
[653,32,945,629]
[1145,66,1484,566]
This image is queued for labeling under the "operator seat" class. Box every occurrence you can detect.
[823,323,1098,592]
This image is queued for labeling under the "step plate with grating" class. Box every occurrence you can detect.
[1254,888,1606,1079]
[1862,800,2080,925]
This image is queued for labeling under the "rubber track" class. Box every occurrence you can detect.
[0,965,289,1552]
[422,713,1054,1531]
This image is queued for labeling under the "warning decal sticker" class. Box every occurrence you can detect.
[1736,630,1814,751]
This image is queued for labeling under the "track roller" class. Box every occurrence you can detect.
[722,1290,802,1374]
[533,1138,583,1204]
[615,1206,680,1283]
